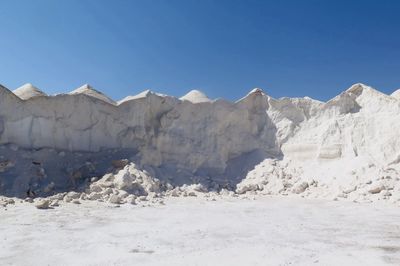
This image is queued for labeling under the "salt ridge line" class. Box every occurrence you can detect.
[5,82,400,105]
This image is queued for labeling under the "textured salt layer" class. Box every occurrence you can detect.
[1,83,400,203]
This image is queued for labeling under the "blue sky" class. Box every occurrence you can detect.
[0,0,399,101]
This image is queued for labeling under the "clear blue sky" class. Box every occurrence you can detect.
[1,0,399,101]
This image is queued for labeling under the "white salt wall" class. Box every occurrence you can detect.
[2,82,400,190]
[0,85,278,174]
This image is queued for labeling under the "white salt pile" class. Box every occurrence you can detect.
[0,82,400,206]
[118,90,167,104]
[12,83,47,100]
[180,90,212,103]
[69,84,116,105]
[118,89,153,103]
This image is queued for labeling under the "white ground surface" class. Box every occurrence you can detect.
[1,197,400,266]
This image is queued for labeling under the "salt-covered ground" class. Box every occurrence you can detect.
[1,197,400,266]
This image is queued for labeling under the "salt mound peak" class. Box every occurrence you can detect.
[344,83,388,98]
[13,83,47,100]
[391,89,400,99]
[118,90,169,104]
[244,88,266,99]
[248,88,264,95]
[327,83,391,105]
[180,90,211,103]
[236,88,267,103]
[69,84,116,105]
[118,89,155,104]
[345,83,368,94]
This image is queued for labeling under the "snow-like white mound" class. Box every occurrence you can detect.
[117,89,168,104]
[180,90,211,103]
[118,89,152,103]
[12,83,47,100]
[69,84,116,105]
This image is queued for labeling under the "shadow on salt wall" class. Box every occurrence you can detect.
[0,145,140,198]
[223,149,279,187]
[0,147,282,199]
[147,115,282,190]
[201,149,278,189]
[146,114,282,190]
[146,148,281,191]
[0,112,282,198]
